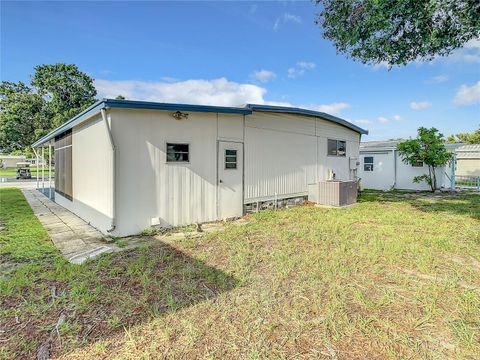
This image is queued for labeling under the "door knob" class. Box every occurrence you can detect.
[219,180,223,183]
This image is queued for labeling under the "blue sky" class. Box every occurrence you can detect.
[2,1,479,140]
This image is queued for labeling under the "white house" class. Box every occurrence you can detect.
[358,140,456,191]
[0,154,26,168]
[32,99,368,237]
[455,144,480,177]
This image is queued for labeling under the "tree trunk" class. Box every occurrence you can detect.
[430,165,437,192]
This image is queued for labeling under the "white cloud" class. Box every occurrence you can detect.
[251,69,276,83]
[431,74,449,83]
[95,77,351,117]
[392,114,402,121]
[95,78,268,106]
[355,119,372,125]
[377,116,389,124]
[445,38,480,63]
[410,101,432,110]
[453,81,480,106]
[273,12,301,31]
[303,102,350,116]
[371,61,390,70]
[287,61,316,78]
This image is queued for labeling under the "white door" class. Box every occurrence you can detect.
[218,141,243,219]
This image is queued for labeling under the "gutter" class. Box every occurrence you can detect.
[101,108,116,233]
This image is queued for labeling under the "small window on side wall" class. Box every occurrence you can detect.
[364,156,374,171]
[412,160,424,167]
[166,143,189,162]
[327,139,347,157]
[225,149,237,169]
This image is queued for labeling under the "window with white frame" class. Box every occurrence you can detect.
[327,139,346,156]
[166,143,189,162]
[364,156,374,171]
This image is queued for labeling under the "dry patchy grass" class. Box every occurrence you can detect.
[1,188,479,359]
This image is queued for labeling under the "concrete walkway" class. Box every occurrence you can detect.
[22,188,120,264]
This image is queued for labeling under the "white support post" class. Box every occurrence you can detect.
[49,143,52,198]
[36,149,39,189]
[42,147,45,191]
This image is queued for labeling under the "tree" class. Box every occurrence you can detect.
[397,127,453,192]
[31,63,97,128]
[315,0,480,66]
[115,95,126,100]
[0,63,97,152]
[0,82,50,153]
[446,128,480,144]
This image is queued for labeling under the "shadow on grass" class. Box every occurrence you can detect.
[359,190,480,220]
[2,241,238,358]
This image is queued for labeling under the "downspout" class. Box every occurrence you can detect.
[101,108,116,232]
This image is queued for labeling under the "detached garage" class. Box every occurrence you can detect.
[32,99,368,237]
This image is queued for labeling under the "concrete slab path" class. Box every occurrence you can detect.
[22,188,120,264]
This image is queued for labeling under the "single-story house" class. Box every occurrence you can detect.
[357,140,457,191]
[455,144,480,177]
[32,99,368,237]
[0,154,26,168]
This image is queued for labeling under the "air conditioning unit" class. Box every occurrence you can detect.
[308,180,358,207]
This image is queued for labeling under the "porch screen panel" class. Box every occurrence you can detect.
[54,130,72,200]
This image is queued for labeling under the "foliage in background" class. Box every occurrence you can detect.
[446,128,480,144]
[397,127,453,191]
[315,0,480,66]
[0,64,96,153]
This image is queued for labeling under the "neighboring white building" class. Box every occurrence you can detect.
[0,154,26,168]
[32,99,368,237]
[455,144,480,177]
[358,140,456,191]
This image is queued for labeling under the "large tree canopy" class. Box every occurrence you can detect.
[31,63,97,128]
[0,64,96,152]
[446,128,480,144]
[315,0,480,66]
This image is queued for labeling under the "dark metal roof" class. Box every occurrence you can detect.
[32,99,368,147]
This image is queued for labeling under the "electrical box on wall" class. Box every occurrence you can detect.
[349,157,359,170]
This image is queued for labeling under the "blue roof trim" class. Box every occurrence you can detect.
[32,99,252,147]
[32,99,368,147]
[103,99,252,114]
[245,104,368,135]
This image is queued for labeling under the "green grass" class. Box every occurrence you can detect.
[0,167,54,178]
[1,188,479,359]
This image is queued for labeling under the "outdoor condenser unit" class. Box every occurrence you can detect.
[308,180,358,207]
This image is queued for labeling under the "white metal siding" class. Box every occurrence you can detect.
[57,115,114,233]
[244,112,360,203]
[112,109,229,236]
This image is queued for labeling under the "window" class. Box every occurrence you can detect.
[225,149,237,169]
[412,160,424,167]
[166,143,189,162]
[54,130,72,200]
[364,156,374,171]
[327,139,347,157]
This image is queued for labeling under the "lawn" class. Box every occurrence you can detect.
[1,188,479,359]
[0,167,54,178]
